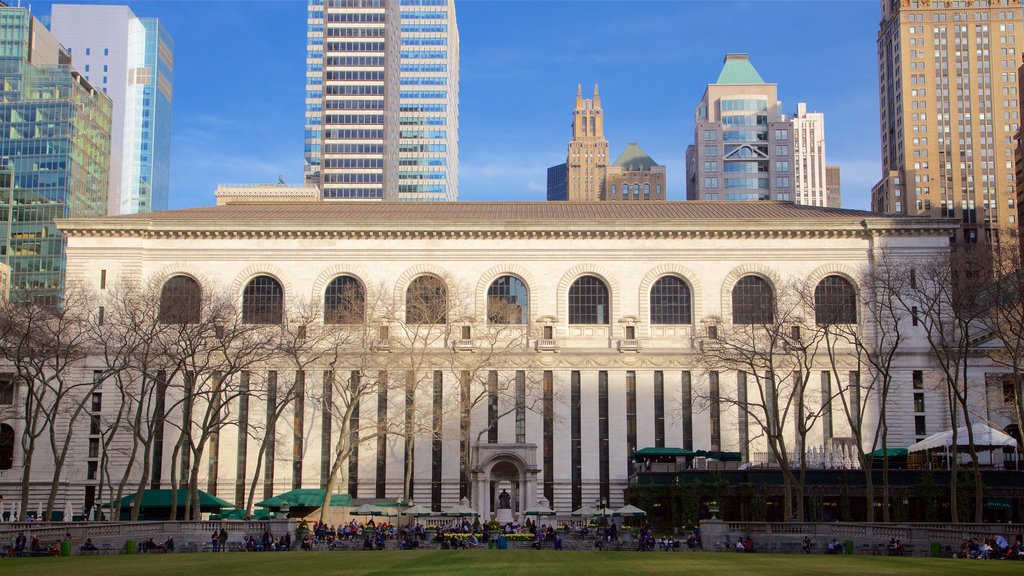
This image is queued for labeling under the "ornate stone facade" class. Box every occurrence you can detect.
[2,201,1005,519]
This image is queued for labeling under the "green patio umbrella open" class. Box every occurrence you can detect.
[614,504,647,517]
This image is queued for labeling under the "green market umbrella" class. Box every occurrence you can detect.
[352,503,385,517]
[614,505,647,517]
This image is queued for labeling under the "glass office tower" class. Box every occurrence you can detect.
[0,5,112,295]
[51,4,174,215]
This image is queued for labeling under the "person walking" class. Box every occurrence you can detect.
[211,530,219,553]
[218,528,228,552]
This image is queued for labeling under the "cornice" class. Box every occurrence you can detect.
[57,218,959,242]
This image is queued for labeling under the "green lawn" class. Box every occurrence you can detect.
[2,551,1021,576]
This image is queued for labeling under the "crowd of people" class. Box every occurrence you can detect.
[953,534,1024,560]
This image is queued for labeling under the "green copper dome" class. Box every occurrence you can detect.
[613,142,659,170]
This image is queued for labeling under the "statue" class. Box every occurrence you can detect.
[498,489,511,510]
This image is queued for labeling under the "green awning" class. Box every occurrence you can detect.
[694,450,742,462]
[255,489,352,509]
[211,508,275,521]
[635,447,695,458]
[868,448,909,458]
[109,489,232,511]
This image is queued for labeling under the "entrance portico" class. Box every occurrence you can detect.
[470,443,540,522]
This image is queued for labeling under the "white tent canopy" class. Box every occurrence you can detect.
[908,423,1017,453]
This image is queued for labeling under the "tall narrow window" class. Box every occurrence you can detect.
[159,275,201,324]
[431,371,442,511]
[569,275,610,324]
[737,371,749,461]
[515,371,526,443]
[321,371,333,489]
[732,275,774,324]
[681,371,692,451]
[570,371,582,510]
[625,371,637,455]
[405,371,416,500]
[348,371,360,496]
[487,371,498,443]
[460,370,470,500]
[709,371,721,451]
[654,371,665,448]
[264,371,277,499]
[243,275,284,324]
[543,371,554,506]
[375,371,388,498]
[235,371,249,507]
[324,275,365,324]
[406,275,447,324]
[151,371,167,489]
[650,276,692,324]
[0,424,15,470]
[488,275,529,324]
[598,371,610,505]
[293,370,305,490]
[821,371,833,442]
[849,371,861,427]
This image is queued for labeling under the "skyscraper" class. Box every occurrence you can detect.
[305,0,458,201]
[548,85,608,201]
[791,103,829,207]
[685,54,795,202]
[874,0,1022,257]
[50,4,173,216]
[0,4,111,295]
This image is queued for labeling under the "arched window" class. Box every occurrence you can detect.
[732,275,774,324]
[643,183,651,198]
[656,185,662,196]
[632,183,640,198]
[242,275,284,324]
[0,423,14,470]
[487,275,529,324]
[650,276,692,324]
[569,275,610,324]
[814,275,858,325]
[621,184,628,197]
[324,275,365,324]
[406,275,447,324]
[158,275,201,324]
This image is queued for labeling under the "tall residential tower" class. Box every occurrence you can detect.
[51,4,173,216]
[874,0,1022,258]
[304,0,458,201]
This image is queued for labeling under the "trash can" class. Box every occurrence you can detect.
[497,537,507,550]
[488,540,495,550]
[844,540,854,555]
[60,540,72,557]
[125,539,137,554]
[930,541,942,557]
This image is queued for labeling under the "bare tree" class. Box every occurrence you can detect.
[161,288,282,520]
[697,278,830,521]
[904,252,989,523]
[811,257,909,521]
[0,283,95,520]
[982,233,1024,456]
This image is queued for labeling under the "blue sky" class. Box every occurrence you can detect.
[32,0,882,209]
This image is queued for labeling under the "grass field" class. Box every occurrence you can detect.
[2,550,1021,576]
